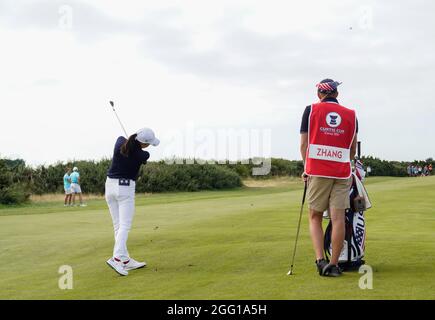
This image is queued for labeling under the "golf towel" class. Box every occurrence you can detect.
[353,172,372,210]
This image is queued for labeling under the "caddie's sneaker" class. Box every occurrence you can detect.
[106,258,128,276]
[321,264,343,277]
[80,204,87,207]
[124,258,147,271]
[316,259,329,275]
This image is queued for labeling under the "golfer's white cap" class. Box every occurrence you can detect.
[73,167,78,171]
[135,127,160,146]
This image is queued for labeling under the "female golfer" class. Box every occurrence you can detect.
[105,127,160,276]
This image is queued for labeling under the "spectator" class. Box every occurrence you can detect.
[63,167,72,206]
[70,167,86,207]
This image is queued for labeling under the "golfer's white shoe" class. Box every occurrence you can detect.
[80,204,87,207]
[106,258,128,276]
[124,258,147,271]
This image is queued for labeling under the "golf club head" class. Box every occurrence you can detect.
[287,270,293,276]
[109,101,114,107]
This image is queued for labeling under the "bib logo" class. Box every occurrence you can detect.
[326,112,341,128]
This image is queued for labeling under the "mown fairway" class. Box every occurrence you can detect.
[1,177,434,299]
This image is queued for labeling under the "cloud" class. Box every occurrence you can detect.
[3,0,432,93]
[1,0,434,164]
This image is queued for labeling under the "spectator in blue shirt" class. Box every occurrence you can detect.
[63,168,72,206]
[70,167,86,207]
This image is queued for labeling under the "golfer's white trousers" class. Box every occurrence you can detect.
[105,177,136,261]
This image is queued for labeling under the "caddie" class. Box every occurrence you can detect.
[300,78,358,277]
[70,167,86,207]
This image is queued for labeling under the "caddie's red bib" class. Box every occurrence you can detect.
[305,101,356,179]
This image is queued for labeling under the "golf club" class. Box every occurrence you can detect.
[287,179,308,276]
[109,100,128,137]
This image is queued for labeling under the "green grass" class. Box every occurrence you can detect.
[1,176,434,299]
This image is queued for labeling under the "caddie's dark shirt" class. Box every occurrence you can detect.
[300,97,359,133]
[107,136,150,181]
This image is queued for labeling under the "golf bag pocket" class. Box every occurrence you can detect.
[324,210,366,271]
[353,195,366,212]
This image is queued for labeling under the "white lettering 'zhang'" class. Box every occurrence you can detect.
[308,144,350,163]
[58,265,73,290]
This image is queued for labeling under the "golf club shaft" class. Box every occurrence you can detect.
[288,180,308,275]
[357,141,361,159]
[110,102,128,137]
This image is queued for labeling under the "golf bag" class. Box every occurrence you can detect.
[324,162,369,271]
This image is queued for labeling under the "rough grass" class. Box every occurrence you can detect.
[0,176,434,299]
[29,193,104,203]
[242,176,300,188]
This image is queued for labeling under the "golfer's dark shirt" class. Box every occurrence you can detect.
[300,97,359,133]
[107,136,150,181]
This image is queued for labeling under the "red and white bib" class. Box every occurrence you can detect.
[305,101,356,179]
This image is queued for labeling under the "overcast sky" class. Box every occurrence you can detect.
[1,0,434,165]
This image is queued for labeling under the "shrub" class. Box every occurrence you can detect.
[0,183,30,204]
[136,162,242,193]
[1,154,432,204]
[0,159,30,204]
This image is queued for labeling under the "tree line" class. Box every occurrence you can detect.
[0,156,432,204]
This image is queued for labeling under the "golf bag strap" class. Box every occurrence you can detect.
[347,213,352,264]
